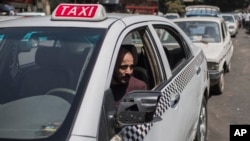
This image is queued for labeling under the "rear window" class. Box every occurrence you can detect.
[185,9,220,17]
[175,21,221,43]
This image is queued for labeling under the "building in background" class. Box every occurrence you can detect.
[99,0,159,15]
[0,0,50,15]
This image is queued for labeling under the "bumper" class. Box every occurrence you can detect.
[229,29,237,36]
[209,70,222,86]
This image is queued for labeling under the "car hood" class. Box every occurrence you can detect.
[226,22,237,27]
[193,42,223,62]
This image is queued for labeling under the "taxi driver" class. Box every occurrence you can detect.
[111,45,147,105]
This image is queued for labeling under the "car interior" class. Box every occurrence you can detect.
[0,32,93,104]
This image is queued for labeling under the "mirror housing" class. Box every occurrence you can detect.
[116,90,161,127]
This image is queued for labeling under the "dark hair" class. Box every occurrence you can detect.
[120,44,138,64]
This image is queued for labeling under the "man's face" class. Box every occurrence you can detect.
[113,49,134,85]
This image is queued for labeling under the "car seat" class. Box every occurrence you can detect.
[16,47,74,99]
[204,26,219,41]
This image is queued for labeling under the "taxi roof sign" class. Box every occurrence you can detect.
[51,3,107,21]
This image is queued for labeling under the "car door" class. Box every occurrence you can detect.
[142,23,206,141]
[98,22,166,141]
[99,21,206,141]
[221,21,233,67]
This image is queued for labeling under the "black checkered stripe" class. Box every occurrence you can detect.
[118,52,205,141]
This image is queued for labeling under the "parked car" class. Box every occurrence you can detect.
[0,3,210,141]
[173,17,234,94]
[16,12,46,17]
[0,4,15,15]
[185,5,220,17]
[220,13,238,37]
[164,13,180,19]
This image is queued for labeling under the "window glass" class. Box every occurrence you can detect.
[222,15,235,23]
[223,22,228,38]
[221,22,226,40]
[154,26,187,71]
[175,21,221,43]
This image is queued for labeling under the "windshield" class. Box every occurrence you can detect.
[222,15,235,23]
[0,27,105,140]
[185,5,220,17]
[165,15,179,19]
[175,21,221,43]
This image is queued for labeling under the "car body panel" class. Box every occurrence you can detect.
[16,12,46,16]
[0,4,209,141]
[0,15,23,21]
[193,43,224,62]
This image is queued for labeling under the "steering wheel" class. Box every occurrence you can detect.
[45,88,76,103]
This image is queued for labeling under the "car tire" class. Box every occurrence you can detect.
[226,62,231,73]
[194,96,207,141]
[214,72,224,94]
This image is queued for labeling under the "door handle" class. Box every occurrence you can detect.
[170,93,180,108]
[195,66,201,75]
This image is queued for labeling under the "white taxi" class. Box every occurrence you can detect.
[0,3,210,141]
[173,17,234,94]
[220,13,238,37]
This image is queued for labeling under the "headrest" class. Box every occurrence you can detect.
[66,42,93,54]
[205,26,216,33]
[120,44,138,65]
[35,47,64,67]
[18,41,32,53]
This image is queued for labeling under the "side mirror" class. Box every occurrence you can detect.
[116,90,161,127]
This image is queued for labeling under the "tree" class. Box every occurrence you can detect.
[165,0,185,13]
[49,0,99,12]
[205,0,249,12]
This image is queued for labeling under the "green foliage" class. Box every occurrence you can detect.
[201,0,249,12]
[165,0,185,13]
[49,0,71,12]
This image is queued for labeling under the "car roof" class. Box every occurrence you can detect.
[165,13,179,15]
[220,13,235,16]
[219,13,236,20]
[16,12,46,16]
[185,10,219,17]
[0,13,170,28]
[172,16,223,23]
[0,16,23,21]
[185,5,220,12]
[185,5,220,17]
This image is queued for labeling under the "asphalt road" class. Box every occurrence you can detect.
[207,27,250,141]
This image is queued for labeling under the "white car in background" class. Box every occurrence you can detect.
[220,13,238,37]
[164,13,180,19]
[174,17,234,94]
